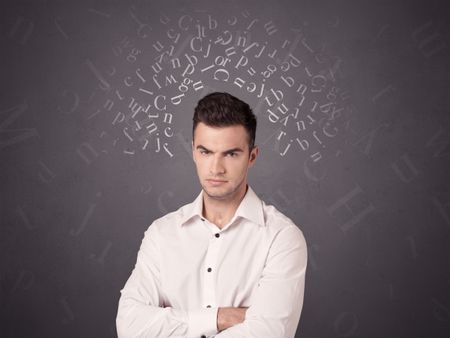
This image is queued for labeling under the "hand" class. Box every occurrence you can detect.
[217,307,248,332]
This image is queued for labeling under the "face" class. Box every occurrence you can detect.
[192,122,258,202]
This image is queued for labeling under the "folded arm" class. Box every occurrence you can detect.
[116,224,218,338]
[214,225,308,338]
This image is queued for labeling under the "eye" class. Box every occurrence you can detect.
[226,152,237,157]
[199,149,210,155]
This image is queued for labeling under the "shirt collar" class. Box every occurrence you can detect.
[180,186,266,227]
[180,191,204,226]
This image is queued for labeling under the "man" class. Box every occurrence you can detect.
[116,92,307,338]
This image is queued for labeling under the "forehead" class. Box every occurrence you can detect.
[193,123,249,149]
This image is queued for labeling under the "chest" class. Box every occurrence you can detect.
[159,225,271,308]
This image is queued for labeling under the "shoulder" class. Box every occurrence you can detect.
[261,200,306,244]
[144,202,191,235]
[261,200,298,230]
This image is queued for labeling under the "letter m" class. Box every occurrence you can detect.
[0,101,39,150]
[427,127,450,158]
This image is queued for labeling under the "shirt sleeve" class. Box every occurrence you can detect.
[214,225,307,338]
[116,223,219,338]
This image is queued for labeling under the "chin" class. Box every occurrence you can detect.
[203,187,233,200]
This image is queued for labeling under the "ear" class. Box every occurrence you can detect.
[192,141,196,163]
[248,146,259,168]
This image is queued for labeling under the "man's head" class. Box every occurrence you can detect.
[192,92,259,202]
[193,92,257,151]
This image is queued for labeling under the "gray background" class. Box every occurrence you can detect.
[1,0,449,337]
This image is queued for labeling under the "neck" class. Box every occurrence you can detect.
[202,185,248,229]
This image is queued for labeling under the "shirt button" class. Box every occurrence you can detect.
[207,267,212,272]
[206,305,211,308]
[201,218,205,221]
[201,335,206,338]
[215,233,220,238]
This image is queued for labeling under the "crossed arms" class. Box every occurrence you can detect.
[116,225,307,338]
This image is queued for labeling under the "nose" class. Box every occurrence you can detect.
[210,154,226,175]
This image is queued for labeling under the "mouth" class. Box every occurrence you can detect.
[206,179,228,186]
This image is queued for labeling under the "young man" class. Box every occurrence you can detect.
[116,92,307,338]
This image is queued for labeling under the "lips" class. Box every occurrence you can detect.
[206,179,227,186]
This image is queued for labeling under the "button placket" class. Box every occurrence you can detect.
[202,227,223,309]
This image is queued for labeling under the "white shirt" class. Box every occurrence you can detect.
[116,186,307,338]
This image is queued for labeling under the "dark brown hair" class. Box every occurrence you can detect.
[193,92,257,149]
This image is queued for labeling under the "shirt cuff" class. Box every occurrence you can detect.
[187,307,218,338]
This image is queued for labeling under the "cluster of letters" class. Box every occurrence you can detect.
[89,7,352,160]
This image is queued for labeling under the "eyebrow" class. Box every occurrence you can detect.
[196,145,244,154]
